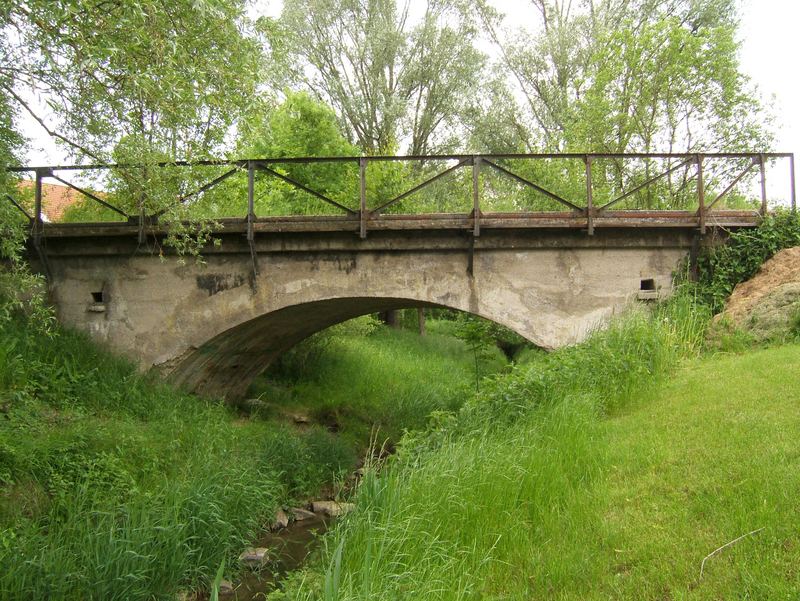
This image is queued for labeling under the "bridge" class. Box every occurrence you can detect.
[8,152,796,400]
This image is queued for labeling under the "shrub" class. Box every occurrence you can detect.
[696,210,800,312]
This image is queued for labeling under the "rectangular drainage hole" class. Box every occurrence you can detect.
[640,278,656,291]
[91,291,104,303]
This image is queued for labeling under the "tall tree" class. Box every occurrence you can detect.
[280,0,486,155]
[1,0,265,162]
[474,0,771,155]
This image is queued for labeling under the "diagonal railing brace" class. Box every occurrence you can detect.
[598,158,693,212]
[5,193,32,220]
[705,160,759,211]
[153,166,241,218]
[371,158,470,214]
[50,174,129,218]
[254,161,356,215]
[482,158,585,212]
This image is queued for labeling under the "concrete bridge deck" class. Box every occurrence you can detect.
[28,211,753,401]
[12,150,794,400]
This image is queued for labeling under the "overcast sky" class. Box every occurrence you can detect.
[21,0,799,173]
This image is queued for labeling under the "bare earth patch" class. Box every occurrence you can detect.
[716,247,800,341]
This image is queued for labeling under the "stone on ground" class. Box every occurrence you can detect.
[290,507,316,521]
[272,508,289,530]
[311,500,355,517]
[238,547,269,568]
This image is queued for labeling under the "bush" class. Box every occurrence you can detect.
[696,210,800,312]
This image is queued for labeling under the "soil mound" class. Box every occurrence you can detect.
[717,247,800,341]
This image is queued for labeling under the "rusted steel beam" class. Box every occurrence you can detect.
[253,161,356,215]
[7,151,794,173]
[585,155,594,235]
[791,154,797,212]
[482,158,584,212]
[153,166,241,218]
[359,157,367,239]
[705,160,757,211]
[50,174,129,218]
[5,193,32,220]
[37,210,762,239]
[598,158,693,211]
[472,157,481,237]
[371,158,469,214]
[247,161,255,242]
[696,155,706,235]
[33,168,46,238]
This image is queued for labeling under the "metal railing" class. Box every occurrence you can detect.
[5,152,796,241]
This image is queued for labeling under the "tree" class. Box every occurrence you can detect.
[476,0,768,153]
[0,1,272,258]
[232,91,361,216]
[280,0,486,155]
[1,0,265,162]
[472,0,772,209]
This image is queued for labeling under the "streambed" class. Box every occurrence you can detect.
[220,513,333,600]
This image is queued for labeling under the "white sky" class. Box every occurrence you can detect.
[20,0,799,172]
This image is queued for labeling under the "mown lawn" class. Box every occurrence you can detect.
[598,344,800,599]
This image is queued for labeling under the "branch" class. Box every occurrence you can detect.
[699,527,764,580]
[1,82,104,162]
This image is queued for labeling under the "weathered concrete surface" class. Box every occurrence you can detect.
[37,225,698,400]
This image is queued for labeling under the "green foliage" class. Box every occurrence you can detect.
[696,210,800,312]
[255,319,506,445]
[475,0,770,157]
[457,292,709,431]
[279,296,800,601]
[453,313,500,391]
[0,318,361,600]
[281,0,485,155]
[2,0,264,158]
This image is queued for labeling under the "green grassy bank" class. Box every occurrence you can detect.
[278,302,800,600]
[0,316,493,600]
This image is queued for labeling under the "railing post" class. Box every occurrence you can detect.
[759,153,767,216]
[359,157,367,239]
[472,156,481,237]
[584,155,593,236]
[696,154,706,235]
[33,168,44,241]
[790,153,796,213]
[247,160,255,242]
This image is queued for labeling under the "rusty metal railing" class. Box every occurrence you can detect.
[4,152,796,241]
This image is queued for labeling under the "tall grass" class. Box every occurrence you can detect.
[0,319,359,600]
[252,322,507,445]
[282,294,712,600]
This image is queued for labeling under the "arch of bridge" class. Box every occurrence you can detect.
[43,228,689,400]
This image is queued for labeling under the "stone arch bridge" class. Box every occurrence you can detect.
[12,151,794,400]
[34,215,752,400]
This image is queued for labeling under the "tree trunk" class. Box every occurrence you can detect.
[381,309,400,329]
[417,307,426,336]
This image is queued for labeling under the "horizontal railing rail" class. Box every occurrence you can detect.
[4,152,796,242]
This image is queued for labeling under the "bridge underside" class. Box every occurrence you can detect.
[30,216,742,401]
[169,297,440,399]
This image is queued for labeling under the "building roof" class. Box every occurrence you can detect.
[17,180,86,221]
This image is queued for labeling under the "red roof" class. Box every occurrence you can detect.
[17,180,86,221]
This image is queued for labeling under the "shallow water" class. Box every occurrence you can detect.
[220,514,332,600]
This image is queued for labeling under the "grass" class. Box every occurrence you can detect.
[249,319,507,446]
[0,318,335,600]
[0,313,495,600]
[598,345,800,598]
[3,286,797,599]
[277,299,800,600]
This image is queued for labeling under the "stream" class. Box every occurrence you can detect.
[219,513,333,600]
